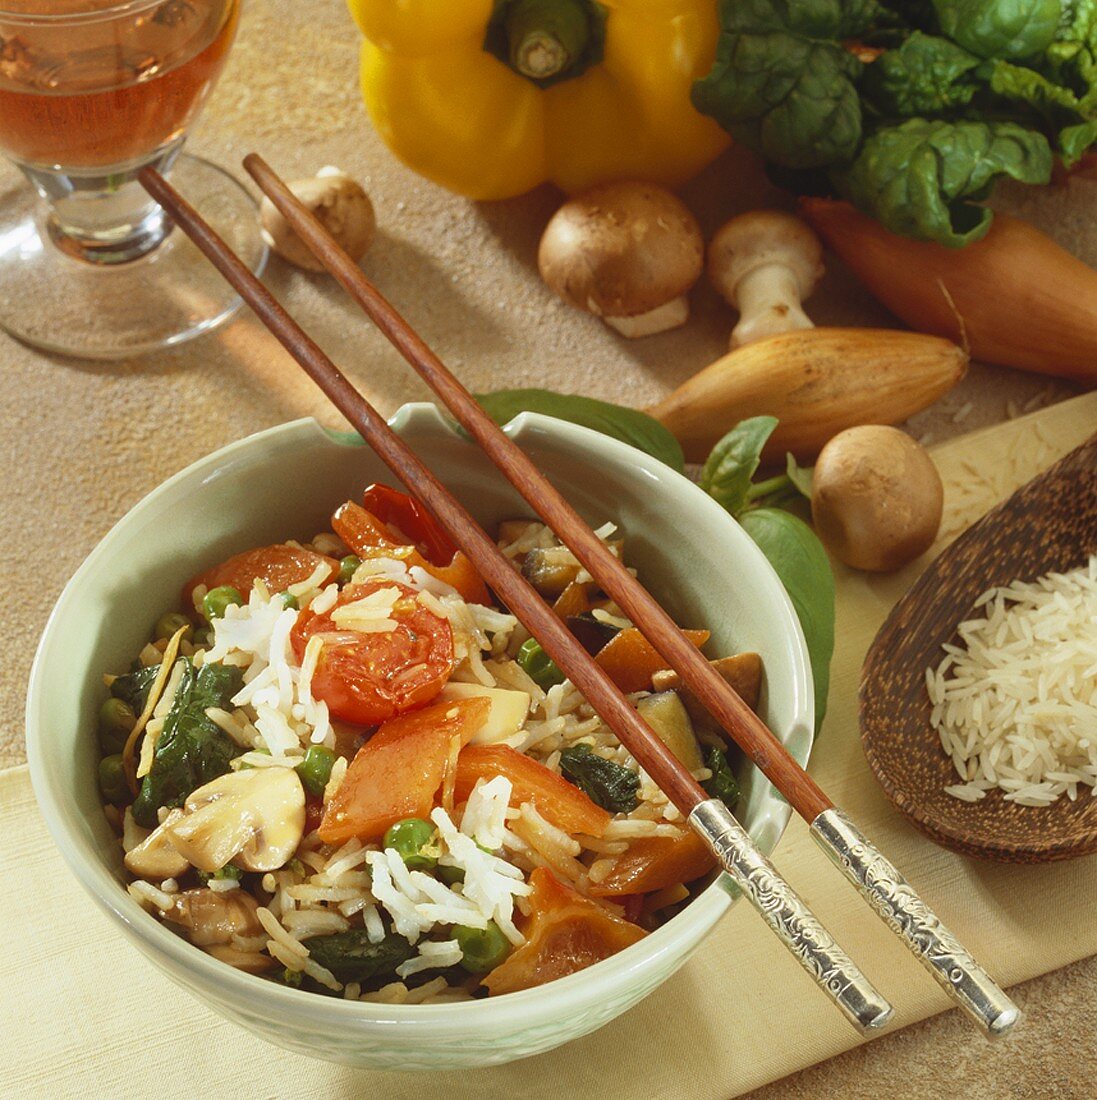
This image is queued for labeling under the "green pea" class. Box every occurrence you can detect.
[279,591,299,610]
[517,638,565,690]
[202,585,243,620]
[436,863,465,886]
[454,922,510,973]
[98,754,129,805]
[154,612,192,641]
[383,817,438,870]
[98,697,135,755]
[295,745,336,797]
[338,555,362,585]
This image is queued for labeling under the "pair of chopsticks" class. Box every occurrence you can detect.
[140,159,1018,1037]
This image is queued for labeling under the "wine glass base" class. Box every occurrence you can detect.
[0,153,267,360]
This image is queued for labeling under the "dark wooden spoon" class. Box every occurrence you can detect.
[861,434,1097,863]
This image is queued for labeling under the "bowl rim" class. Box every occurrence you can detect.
[27,405,813,1027]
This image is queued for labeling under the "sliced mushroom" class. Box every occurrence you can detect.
[165,887,263,946]
[123,809,189,880]
[205,943,278,974]
[521,545,581,597]
[163,766,305,873]
[652,652,763,720]
[538,181,703,337]
[636,691,704,773]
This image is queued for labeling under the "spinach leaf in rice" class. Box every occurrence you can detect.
[131,659,244,827]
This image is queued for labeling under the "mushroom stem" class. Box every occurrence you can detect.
[605,295,690,339]
[505,0,592,80]
[731,264,815,348]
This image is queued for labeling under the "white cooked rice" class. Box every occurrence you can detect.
[928,557,1097,805]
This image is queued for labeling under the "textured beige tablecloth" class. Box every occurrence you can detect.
[3,2,1095,1095]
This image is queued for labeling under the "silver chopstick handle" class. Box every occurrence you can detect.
[810,807,1019,1037]
[690,800,892,1034]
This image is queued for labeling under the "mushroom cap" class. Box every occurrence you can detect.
[538,182,703,318]
[708,210,824,306]
[811,425,943,573]
[260,168,375,272]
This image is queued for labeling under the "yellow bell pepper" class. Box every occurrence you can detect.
[346,0,730,200]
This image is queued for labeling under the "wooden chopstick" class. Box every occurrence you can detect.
[244,154,829,824]
[138,165,893,1033]
[229,156,1020,1038]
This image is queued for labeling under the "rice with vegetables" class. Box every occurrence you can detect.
[98,484,759,1001]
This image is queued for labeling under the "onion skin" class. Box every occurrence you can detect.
[648,327,967,463]
[800,198,1097,383]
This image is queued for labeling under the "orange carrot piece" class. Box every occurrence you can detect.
[594,627,709,693]
[318,696,489,844]
[482,867,646,995]
[587,829,716,898]
[552,580,595,619]
[454,744,611,838]
[333,501,489,605]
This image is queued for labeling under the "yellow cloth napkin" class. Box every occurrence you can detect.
[4,393,1096,1099]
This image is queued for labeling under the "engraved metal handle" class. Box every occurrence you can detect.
[690,800,892,1034]
[811,808,1020,1037]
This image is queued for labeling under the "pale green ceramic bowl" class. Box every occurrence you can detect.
[27,405,813,1070]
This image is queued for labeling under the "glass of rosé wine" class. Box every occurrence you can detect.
[0,0,265,358]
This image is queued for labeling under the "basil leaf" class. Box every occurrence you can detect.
[475,389,684,473]
[832,119,1052,246]
[699,416,779,518]
[304,930,415,984]
[132,659,244,827]
[701,746,741,811]
[785,453,814,499]
[559,743,641,813]
[110,663,161,714]
[933,0,1061,60]
[739,508,835,734]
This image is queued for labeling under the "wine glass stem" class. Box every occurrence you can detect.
[21,139,184,265]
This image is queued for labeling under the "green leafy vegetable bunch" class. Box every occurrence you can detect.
[692,0,1097,246]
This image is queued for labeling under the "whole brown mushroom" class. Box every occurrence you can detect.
[708,210,824,349]
[259,166,375,272]
[538,181,703,338]
[811,425,943,572]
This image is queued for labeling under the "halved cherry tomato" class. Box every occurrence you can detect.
[290,578,455,726]
[454,744,611,838]
[333,500,490,606]
[319,696,490,844]
[362,483,456,566]
[183,544,338,608]
[587,829,716,898]
[594,627,710,693]
[482,867,646,995]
